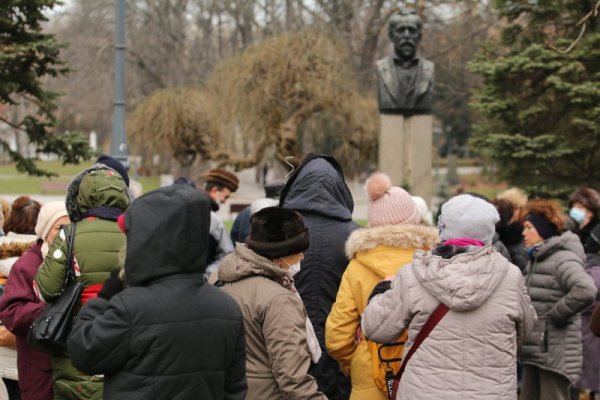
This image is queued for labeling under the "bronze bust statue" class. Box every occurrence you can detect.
[377,11,434,115]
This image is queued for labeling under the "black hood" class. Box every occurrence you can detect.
[123,185,211,286]
[279,153,354,221]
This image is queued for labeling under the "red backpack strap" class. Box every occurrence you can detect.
[390,303,449,399]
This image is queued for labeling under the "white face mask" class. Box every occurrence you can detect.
[280,258,302,277]
[288,261,301,277]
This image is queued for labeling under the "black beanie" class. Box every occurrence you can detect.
[246,206,309,259]
[526,213,558,240]
[96,154,130,187]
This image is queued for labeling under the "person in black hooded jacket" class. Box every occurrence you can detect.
[67,185,247,400]
[279,153,358,400]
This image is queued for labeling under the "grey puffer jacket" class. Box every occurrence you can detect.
[362,245,536,400]
[521,231,597,383]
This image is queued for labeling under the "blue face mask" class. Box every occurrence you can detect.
[569,207,586,224]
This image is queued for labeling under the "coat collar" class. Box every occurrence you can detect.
[345,224,439,259]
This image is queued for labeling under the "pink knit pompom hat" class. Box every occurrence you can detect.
[366,172,420,227]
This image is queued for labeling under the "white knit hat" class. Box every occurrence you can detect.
[438,194,499,244]
[35,201,68,240]
[412,196,433,226]
[366,172,420,227]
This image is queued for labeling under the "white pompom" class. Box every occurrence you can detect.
[366,172,392,201]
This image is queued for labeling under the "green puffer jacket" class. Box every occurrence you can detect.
[34,165,130,400]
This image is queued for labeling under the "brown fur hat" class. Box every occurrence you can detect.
[204,169,239,192]
[246,207,309,259]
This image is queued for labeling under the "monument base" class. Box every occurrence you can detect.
[378,114,433,203]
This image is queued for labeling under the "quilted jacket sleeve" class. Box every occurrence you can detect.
[549,258,597,325]
[325,268,358,375]
[361,268,411,343]
[515,271,537,344]
[67,296,130,375]
[34,233,69,302]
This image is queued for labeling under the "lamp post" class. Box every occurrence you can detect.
[111,0,128,166]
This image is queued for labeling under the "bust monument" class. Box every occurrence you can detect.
[376,11,434,115]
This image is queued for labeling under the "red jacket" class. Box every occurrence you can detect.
[0,241,52,400]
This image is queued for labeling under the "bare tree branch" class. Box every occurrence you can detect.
[546,0,600,53]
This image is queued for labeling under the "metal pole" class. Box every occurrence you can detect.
[111,0,128,165]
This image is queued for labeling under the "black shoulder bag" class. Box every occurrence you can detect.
[27,224,84,355]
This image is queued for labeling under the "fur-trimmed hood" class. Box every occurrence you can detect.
[0,241,34,260]
[345,224,439,259]
[66,164,132,222]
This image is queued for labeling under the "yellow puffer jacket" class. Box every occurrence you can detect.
[326,224,439,400]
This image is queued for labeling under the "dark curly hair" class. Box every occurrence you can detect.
[523,199,566,233]
[495,199,516,225]
[3,196,42,235]
[569,187,600,217]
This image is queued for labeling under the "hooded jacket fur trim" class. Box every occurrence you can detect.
[345,224,439,259]
[0,242,33,260]
[66,164,132,223]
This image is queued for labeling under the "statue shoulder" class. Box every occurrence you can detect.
[422,58,434,73]
[376,57,392,71]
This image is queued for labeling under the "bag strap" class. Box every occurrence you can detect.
[389,303,449,399]
[62,224,77,284]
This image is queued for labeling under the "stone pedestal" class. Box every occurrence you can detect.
[378,114,433,203]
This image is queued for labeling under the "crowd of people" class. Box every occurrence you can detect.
[0,152,599,400]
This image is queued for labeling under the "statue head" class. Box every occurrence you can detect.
[388,11,422,61]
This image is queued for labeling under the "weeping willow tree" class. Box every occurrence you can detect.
[206,29,377,173]
[127,87,220,174]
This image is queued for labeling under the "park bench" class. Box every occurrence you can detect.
[41,180,69,195]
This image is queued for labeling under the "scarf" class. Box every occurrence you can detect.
[443,238,485,247]
[280,275,322,363]
[82,206,123,221]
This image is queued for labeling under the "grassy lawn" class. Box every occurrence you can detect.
[0,160,86,176]
[0,161,160,195]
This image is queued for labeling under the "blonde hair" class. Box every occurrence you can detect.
[0,197,10,227]
[496,187,528,209]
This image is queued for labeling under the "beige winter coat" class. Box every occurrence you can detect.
[362,245,537,400]
[218,244,326,400]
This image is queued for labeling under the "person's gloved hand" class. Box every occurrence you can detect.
[367,280,392,304]
[98,269,125,300]
[550,315,570,329]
